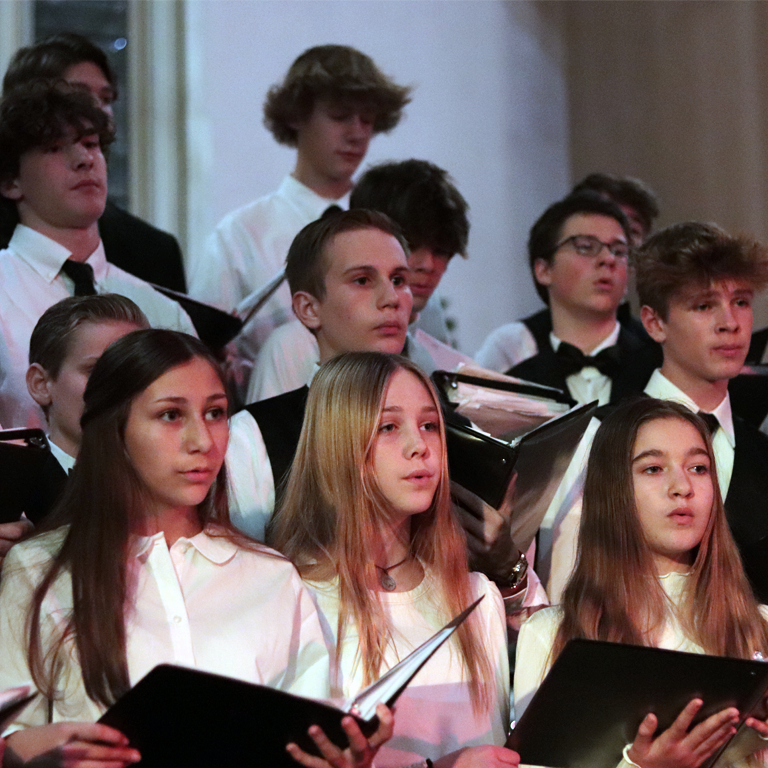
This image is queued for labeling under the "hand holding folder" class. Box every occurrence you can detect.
[97,599,483,768]
[508,639,768,768]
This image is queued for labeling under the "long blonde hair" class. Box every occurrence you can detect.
[553,398,768,663]
[268,352,493,712]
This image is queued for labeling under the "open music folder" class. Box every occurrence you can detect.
[507,638,768,768]
[98,598,482,768]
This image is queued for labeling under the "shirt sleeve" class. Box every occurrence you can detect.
[226,411,276,541]
[475,322,538,372]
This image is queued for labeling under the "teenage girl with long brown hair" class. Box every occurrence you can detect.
[269,352,519,768]
[515,398,768,768]
[0,330,342,768]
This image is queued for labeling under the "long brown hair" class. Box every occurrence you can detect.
[268,352,494,712]
[26,329,255,708]
[553,397,768,663]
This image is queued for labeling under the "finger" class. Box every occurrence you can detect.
[632,712,659,750]
[341,716,371,761]
[372,704,395,744]
[691,721,736,759]
[286,742,326,768]
[498,473,518,514]
[454,506,487,540]
[684,706,738,748]
[66,723,132,746]
[668,698,704,736]
[307,724,345,765]
[745,716,768,738]
[60,742,140,763]
[450,482,484,518]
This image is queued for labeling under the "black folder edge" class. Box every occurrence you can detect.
[150,284,244,350]
[433,370,572,405]
[507,638,768,768]
[446,401,597,510]
[98,598,482,766]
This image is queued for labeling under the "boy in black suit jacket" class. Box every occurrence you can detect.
[502,193,660,404]
[637,222,768,599]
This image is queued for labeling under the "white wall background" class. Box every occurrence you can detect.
[186,0,571,355]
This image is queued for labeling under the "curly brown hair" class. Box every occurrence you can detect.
[263,45,411,147]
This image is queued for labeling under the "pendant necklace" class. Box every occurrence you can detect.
[376,553,410,592]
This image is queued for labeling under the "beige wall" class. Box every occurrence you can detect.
[564,0,768,326]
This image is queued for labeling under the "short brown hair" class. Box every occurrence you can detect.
[29,294,149,378]
[285,208,409,300]
[634,221,768,319]
[263,45,411,147]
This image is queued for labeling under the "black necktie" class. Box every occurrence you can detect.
[697,411,720,435]
[555,341,621,378]
[60,260,96,296]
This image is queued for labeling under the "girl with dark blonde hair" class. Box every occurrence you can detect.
[269,352,518,768]
[0,330,335,768]
[515,397,768,768]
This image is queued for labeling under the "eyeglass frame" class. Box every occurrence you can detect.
[552,234,630,261]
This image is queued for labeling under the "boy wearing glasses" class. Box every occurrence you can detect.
[478,192,660,405]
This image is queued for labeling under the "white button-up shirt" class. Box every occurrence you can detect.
[0,225,196,430]
[0,527,330,730]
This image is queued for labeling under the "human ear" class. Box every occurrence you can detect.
[533,258,553,288]
[641,305,668,344]
[26,363,53,408]
[0,176,22,201]
[292,291,322,331]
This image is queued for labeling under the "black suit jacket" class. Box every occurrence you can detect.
[508,325,662,405]
[243,386,310,510]
[99,201,187,292]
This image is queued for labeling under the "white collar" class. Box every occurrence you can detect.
[280,175,350,219]
[8,224,107,283]
[644,369,735,447]
[550,321,621,354]
[47,437,76,473]
[133,527,239,565]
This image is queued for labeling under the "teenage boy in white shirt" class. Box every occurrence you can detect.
[189,45,411,363]
[0,81,195,429]
[247,159,471,402]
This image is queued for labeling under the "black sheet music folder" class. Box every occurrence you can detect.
[507,638,768,768]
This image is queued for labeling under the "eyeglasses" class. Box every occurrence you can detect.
[554,235,630,261]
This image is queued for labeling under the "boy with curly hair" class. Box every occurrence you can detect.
[188,45,410,363]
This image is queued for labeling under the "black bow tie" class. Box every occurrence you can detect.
[697,411,720,435]
[555,341,621,378]
[60,260,97,296]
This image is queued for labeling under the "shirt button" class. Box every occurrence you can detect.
[173,615,182,624]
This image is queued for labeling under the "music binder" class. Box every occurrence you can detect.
[0,429,51,524]
[434,368,572,440]
[150,285,243,351]
[446,402,596,553]
[98,598,482,768]
[507,638,768,768]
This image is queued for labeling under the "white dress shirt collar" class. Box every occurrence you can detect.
[644,369,735,448]
[47,437,76,473]
[9,224,107,283]
[133,527,240,565]
[281,175,350,220]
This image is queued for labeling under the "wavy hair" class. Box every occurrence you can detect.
[268,352,493,712]
[553,398,768,665]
